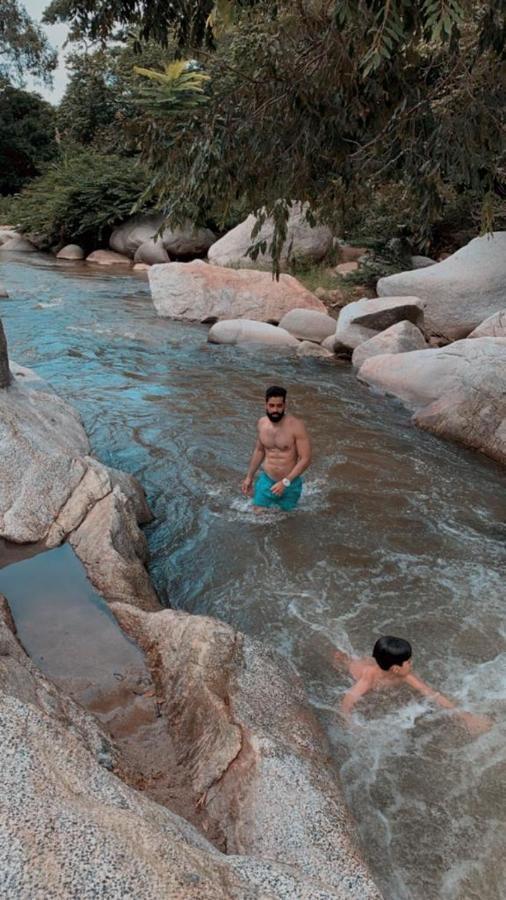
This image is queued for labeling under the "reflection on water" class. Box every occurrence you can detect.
[1,253,505,899]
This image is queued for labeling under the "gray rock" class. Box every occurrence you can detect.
[133,239,170,265]
[352,320,427,369]
[321,334,337,352]
[113,604,382,900]
[377,233,506,339]
[296,341,334,359]
[358,337,506,464]
[410,255,437,268]
[149,260,326,323]
[111,214,216,259]
[208,203,333,270]
[86,249,132,266]
[0,320,11,388]
[468,309,506,338]
[56,244,85,260]
[279,309,336,342]
[208,319,299,347]
[0,236,37,252]
[334,297,425,353]
[0,227,18,245]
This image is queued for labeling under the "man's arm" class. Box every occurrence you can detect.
[241,430,265,496]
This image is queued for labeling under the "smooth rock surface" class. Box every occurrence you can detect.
[377,233,506,339]
[0,320,11,387]
[56,244,85,260]
[110,214,216,259]
[334,297,425,353]
[86,249,132,266]
[410,255,436,268]
[468,310,506,338]
[112,604,381,899]
[208,319,299,347]
[133,239,170,265]
[358,338,506,464]
[297,341,334,359]
[352,321,427,369]
[0,602,358,900]
[279,309,336,342]
[208,204,332,270]
[150,260,326,323]
[0,235,37,252]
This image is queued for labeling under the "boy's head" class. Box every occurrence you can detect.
[373,636,412,672]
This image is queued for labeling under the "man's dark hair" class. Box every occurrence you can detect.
[265,385,287,401]
[372,636,412,671]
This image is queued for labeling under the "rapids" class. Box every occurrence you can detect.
[1,253,504,899]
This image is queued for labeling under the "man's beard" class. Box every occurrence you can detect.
[266,410,285,423]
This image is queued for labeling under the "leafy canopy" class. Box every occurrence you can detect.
[0,81,57,194]
[1,0,57,85]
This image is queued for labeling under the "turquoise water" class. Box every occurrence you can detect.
[1,252,505,899]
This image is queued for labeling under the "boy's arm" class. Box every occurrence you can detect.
[340,675,373,717]
[405,673,491,735]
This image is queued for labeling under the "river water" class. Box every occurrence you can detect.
[0,253,505,900]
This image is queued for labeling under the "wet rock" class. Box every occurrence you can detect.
[377,233,506,339]
[111,214,216,259]
[208,204,332,270]
[0,235,37,252]
[297,340,334,359]
[150,259,326,323]
[133,239,170,265]
[86,249,132,266]
[0,600,360,900]
[468,310,506,338]
[352,321,427,369]
[0,320,11,387]
[208,319,299,347]
[112,604,381,899]
[358,337,506,464]
[279,309,336,342]
[56,244,85,260]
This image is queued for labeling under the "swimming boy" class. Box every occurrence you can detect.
[241,385,312,511]
[334,636,491,735]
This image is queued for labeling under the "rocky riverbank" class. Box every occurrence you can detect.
[0,322,381,898]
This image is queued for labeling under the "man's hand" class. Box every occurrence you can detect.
[270,481,286,497]
[457,711,492,736]
[241,476,253,496]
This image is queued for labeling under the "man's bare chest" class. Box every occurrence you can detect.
[260,425,295,451]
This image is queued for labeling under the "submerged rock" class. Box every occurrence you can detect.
[358,337,506,464]
[208,319,299,347]
[149,259,326,323]
[297,340,335,359]
[208,203,332,270]
[112,604,381,899]
[377,233,506,339]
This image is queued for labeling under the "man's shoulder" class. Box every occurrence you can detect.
[286,414,308,432]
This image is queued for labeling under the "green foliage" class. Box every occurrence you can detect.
[8,148,151,248]
[0,82,57,194]
[133,59,210,115]
[1,0,57,84]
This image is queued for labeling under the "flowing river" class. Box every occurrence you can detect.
[1,253,505,900]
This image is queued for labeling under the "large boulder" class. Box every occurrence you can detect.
[0,320,11,388]
[86,249,132,266]
[56,244,85,260]
[133,239,170,265]
[279,309,336,342]
[110,214,216,259]
[149,259,326,323]
[0,235,37,252]
[351,320,427,369]
[334,296,425,352]
[0,370,156,608]
[0,602,377,900]
[208,204,333,270]
[208,319,299,347]
[112,604,381,899]
[468,310,506,338]
[377,233,506,339]
[358,337,506,464]
[0,227,18,245]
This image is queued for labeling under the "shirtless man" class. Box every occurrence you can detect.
[241,385,311,511]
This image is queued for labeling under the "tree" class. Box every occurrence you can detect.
[0,80,57,194]
[1,0,57,85]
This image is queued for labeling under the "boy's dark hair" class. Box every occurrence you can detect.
[265,385,287,401]
[373,636,412,671]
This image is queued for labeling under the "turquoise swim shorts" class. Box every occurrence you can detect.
[253,471,303,511]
